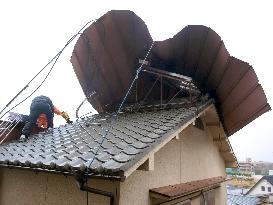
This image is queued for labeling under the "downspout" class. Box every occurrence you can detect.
[74,171,115,205]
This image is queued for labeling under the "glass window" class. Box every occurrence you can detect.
[268,187,271,192]
[261,186,265,191]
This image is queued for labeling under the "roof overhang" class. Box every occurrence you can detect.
[202,105,238,168]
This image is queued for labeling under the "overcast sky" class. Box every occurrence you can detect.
[0,0,272,162]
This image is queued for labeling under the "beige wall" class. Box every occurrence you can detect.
[119,124,227,205]
[0,122,227,205]
[0,168,118,205]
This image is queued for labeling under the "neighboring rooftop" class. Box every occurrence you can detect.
[259,175,273,185]
[246,175,273,195]
[227,194,262,205]
[0,99,215,179]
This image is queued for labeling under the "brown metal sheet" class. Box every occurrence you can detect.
[71,10,153,111]
[223,84,270,135]
[71,10,271,136]
[221,68,259,116]
[150,176,225,199]
[0,121,44,143]
[216,57,250,101]
[183,26,208,77]
[206,42,230,91]
[194,29,222,87]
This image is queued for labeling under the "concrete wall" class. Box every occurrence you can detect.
[0,168,119,205]
[119,124,227,205]
[248,179,273,195]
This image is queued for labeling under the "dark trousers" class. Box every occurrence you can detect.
[22,102,53,136]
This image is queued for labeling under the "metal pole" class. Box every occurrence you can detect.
[160,76,163,108]
[135,78,138,103]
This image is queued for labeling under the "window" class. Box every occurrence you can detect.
[268,187,271,192]
[261,186,265,191]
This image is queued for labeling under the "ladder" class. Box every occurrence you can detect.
[0,112,22,144]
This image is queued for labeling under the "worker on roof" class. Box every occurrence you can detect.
[20,95,72,141]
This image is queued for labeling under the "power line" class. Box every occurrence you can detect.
[0,19,96,119]
[84,41,155,205]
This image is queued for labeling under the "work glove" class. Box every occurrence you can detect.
[61,111,73,124]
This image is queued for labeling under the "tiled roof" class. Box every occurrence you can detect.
[262,175,273,186]
[0,100,211,178]
[150,176,225,199]
[227,194,261,205]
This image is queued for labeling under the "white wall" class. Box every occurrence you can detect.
[248,179,273,196]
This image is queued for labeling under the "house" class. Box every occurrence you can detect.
[247,176,273,203]
[0,10,270,205]
[0,100,235,205]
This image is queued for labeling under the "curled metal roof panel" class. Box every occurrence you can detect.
[71,10,270,136]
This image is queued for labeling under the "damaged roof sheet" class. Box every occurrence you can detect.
[0,100,211,178]
[71,10,270,136]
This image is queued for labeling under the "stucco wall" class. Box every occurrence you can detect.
[0,122,227,205]
[0,168,118,205]
[248,179,273,195]
[119,124,227,205]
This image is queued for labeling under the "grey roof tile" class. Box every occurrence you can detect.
[147,133,161,139]
[122,146,140,155]
[113,153,131,163]
[131,141,149,149]
[0,100,211,178]
[96,152,112,163]
[101,159,124,171]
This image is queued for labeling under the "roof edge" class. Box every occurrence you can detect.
[122,101,214,179]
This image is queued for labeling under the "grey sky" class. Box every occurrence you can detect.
[0,0,272,162]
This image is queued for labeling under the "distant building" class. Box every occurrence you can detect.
[254,162,273,175]
[239,161,254,174]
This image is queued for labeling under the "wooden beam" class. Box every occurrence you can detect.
[192,120,196,126]
[137,153,154,171]
[225,161,238,168]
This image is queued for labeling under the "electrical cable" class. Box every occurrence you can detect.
[0,19,96,119]
[84,41,155,205]
[75,91,96,118]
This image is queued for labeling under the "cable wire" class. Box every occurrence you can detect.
[84,41,155,205]
[0,19,96,119]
